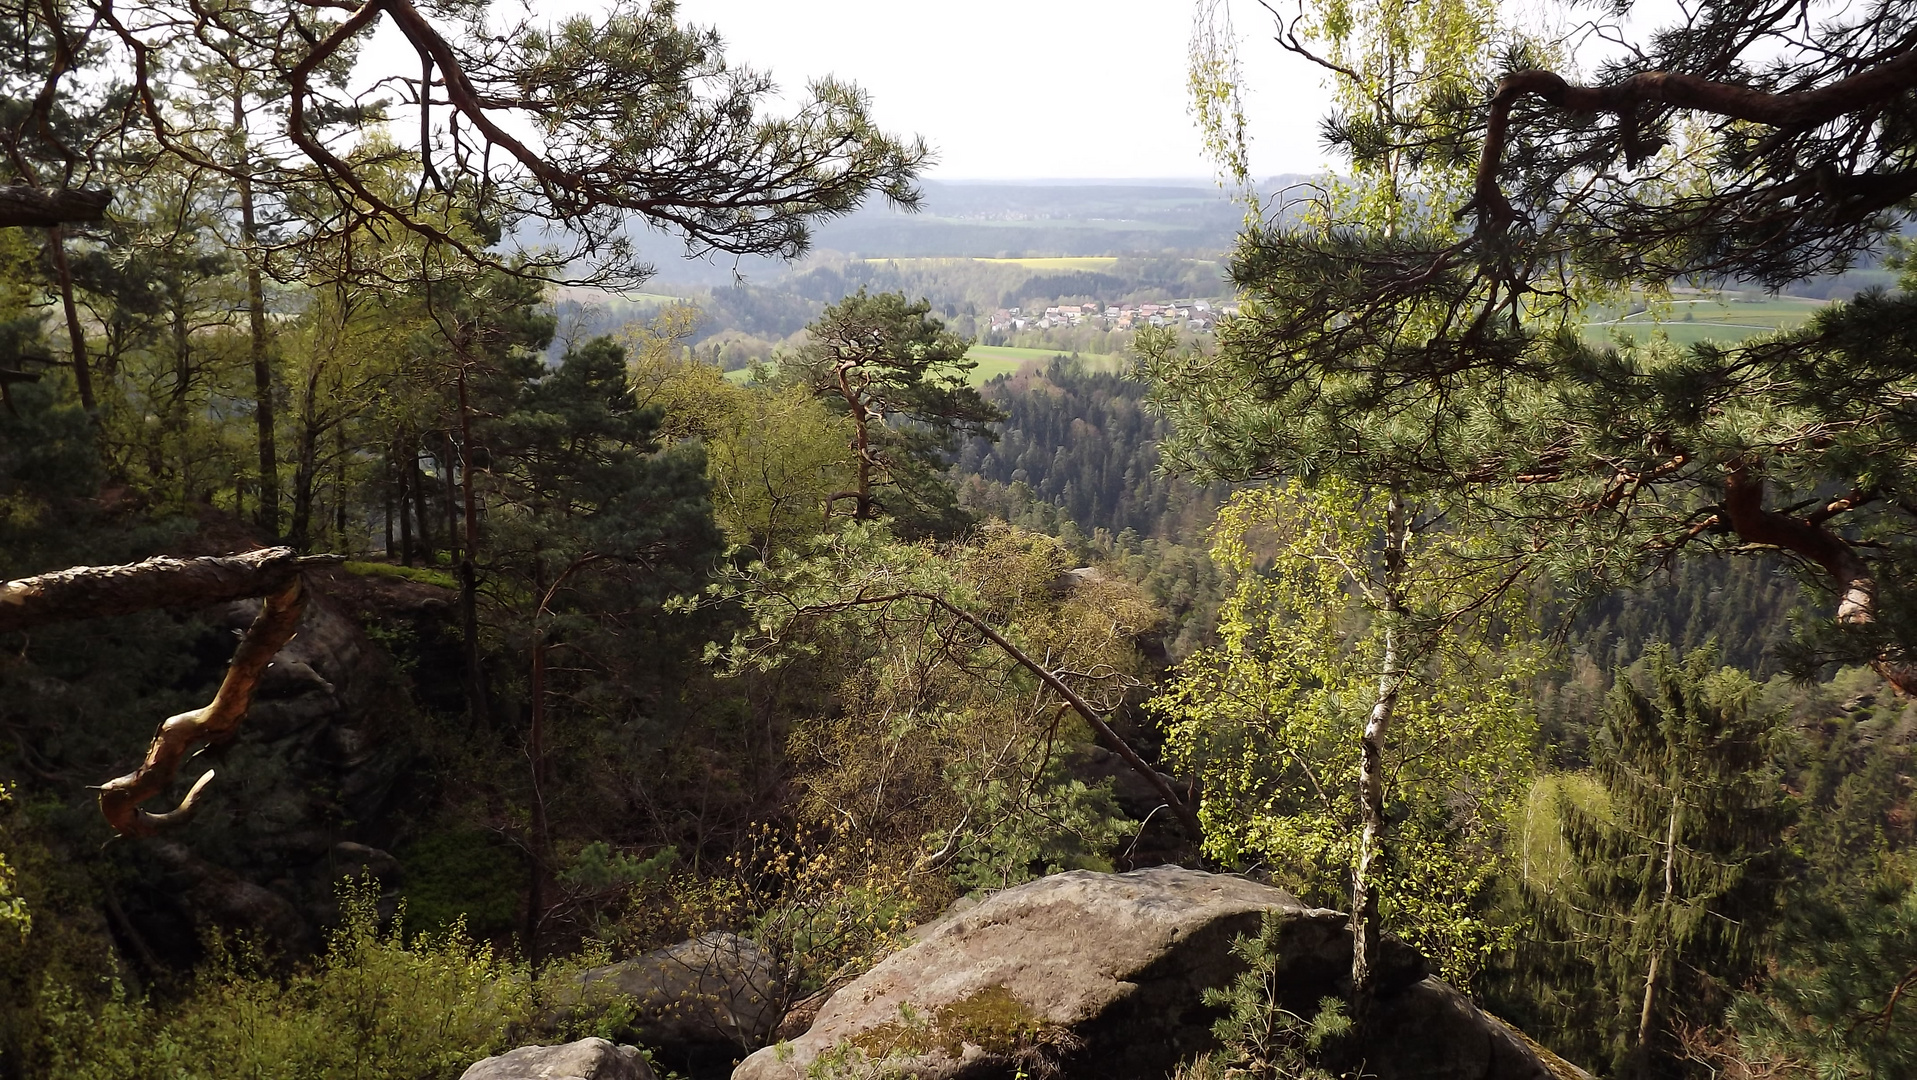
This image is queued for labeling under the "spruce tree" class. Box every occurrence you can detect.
[1525,646,1793,1078]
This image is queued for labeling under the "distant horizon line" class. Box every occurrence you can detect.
[919,174,1313,186]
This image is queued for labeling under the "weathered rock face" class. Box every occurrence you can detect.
[459,1038,655,1080]
[545,932,781,1076]
[117,579,427,962]
[733,866,1580,1080]
[1364,980,1591,1080]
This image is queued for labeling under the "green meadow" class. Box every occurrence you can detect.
[1581,294,1827,347]
[964,345,1127,383]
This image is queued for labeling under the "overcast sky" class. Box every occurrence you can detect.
[671,0,1334,180]
[355,1,1338,182]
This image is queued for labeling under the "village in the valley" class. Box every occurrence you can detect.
[988,298,1226,333]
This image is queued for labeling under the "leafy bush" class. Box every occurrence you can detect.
[398,828,525,938]
[35,884,530,1080]
[943,770,1130,892]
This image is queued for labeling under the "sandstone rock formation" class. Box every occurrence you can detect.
[546,932,781,1074]
[734,866,1581,1080]
[459,1038,655,1080]
[117,587,416,957]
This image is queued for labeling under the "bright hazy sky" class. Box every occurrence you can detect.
[356,1,1339,182]
[670,0,1336,180]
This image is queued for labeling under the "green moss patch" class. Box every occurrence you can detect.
[343,560,458,590]
[848,984,1059,1060]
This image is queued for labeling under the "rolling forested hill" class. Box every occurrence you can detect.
[948,356,1811,678]
[950,358,1231,657]
[956,358,1229,543]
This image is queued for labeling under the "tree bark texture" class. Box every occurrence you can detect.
[1638,791,1681,1052]
[236,93,280,538]
[830,357,878,521]
[0,548,309,634]
[1352,490,1408,1015]
[0,184,110,229]
[526,581,552,971]
[45,225,94,413]
[453,360,492,730]
[397,436,417,564]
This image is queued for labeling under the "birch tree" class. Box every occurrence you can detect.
[1153,481,1536,989]
[1165,0,1503,1009]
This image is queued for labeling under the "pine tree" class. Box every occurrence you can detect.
[480,333,722,965]
[786,289,1002,537]
[1732,867,1917,1079]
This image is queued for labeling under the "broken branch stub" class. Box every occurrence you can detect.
[96,576,308,837]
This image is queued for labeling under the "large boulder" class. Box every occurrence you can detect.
[733,866,1582,1080]
[546,932,781,1075]
[460,1038,654,1080]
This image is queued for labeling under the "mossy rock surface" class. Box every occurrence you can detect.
[734,866,1583,1080]
[848,984,1065,1061]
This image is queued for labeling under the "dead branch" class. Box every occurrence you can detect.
[0,548,342,835]
[96,575,307,837]
[0,184,111,228]
[0,547,318,633]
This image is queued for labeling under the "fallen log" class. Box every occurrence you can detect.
[0,547,308,634]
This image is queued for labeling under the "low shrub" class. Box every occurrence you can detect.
[35,883,530,1080]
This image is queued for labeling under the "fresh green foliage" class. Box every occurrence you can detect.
[702,385,859,556]
[34,884,530,1080]
[942,768,1129,893]
[1155,482,1537,983]
[0,786,24,944]
[618,823,922,1013]
[706,521,1150,887]
[1163,0,1917,700]
[1516,646,1793,1076]
[557,842,677,893]
[627,305,857,558]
